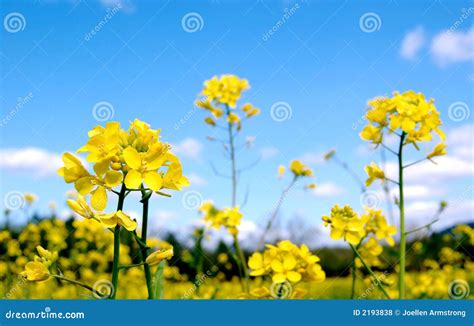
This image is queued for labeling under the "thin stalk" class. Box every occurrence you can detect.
[52,275,95,293]
[110,183,126,299]
[398,132,407,299]
[225,104,250,292]
[140,188,154,299]
[226,105,237,207]
[258,176,297,249]
[350,256,356,299]
[233,234,249,293]
[350,244,390,299]
[380,148,395,225]
[333,156,366,193]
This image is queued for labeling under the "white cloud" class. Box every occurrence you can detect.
[400,26,426,60]
[188,173,207,187]
[260,146,280,160]
[384,124,474,183]
[0,147,63,178]
[172,138,203,160]
[299,151,324,165]
[312,182,344,197]
[430,27,474,66]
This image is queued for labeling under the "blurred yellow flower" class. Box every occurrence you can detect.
[427,143,447,159]
[364,162,385,187]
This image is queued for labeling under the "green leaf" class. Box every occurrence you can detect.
[153,261,166,299]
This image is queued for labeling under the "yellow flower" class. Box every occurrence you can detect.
[289,160,313,177]
[204,117,216,126]
[57,152,90,183]
[325,205,366,245]
[161,153,189,191]
[277,165,285,179]
[146,247,174,266]
[374,217,397,246]
[21,261,49,281]
[364,162,385,187]
[122,145,167,191]
[23,193,38,205]
[361,91,445,146]
[227,112,241,124]
[241,103,260,118]
[305,183,317,189]
[67,195,95,219]
[360,124,382,144]
[427,143,447,159]
[201,203,243,235]
[97,210,137,231]
[201,75,249,108]
[74,160,123,211]
[271,254,302,284]
[77,121,123,163]
[248,253,267,276]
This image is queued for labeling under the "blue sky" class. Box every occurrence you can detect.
[1,0,473,247]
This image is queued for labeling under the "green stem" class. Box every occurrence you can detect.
[350,256,356,299]
[52,275,95,293]
[350,244,390,299]
[233,234,249,293]
[110,183,126,299]
[398,132,407,299]
[140,188,154,299]
[225,104,250,292]
[226,105,237,207]
[258,176,297,249]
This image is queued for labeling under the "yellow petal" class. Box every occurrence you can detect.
[287,271,302,283]
[104,170,123,188]
[91,187,107,211]
[123,147,141,170]
[117,211,137,231]
[124,170,143,190]
[144,171,162,191]
[74,177,95,195]
[272,273,286,284]
[98,213,117,228]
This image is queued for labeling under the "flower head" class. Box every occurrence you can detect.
[248,240,325,285]
[364,162,385,187]
[146,247,174,266]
